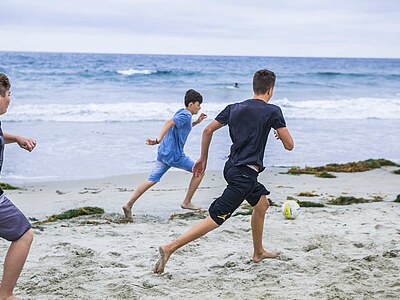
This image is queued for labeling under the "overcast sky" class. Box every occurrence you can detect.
[1,0,399,58]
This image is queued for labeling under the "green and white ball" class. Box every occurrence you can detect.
[282,200,300,219]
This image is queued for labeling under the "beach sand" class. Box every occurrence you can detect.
[1,167,399,299]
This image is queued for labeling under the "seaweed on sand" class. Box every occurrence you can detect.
[169,210,207,220]
[297,201,325,207]
[0,182,19,190]
[287,159,399,178]
[35,207,105,224]
[297,192,320,197]
[286,196,324,207]
[316,172,336,178]
[327,196,383,205]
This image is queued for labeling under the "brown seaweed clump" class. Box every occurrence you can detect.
[297,201,325,207]
[297,192,320,197]
[286,196,325,207]
[169,210,208,220]
[315,172,336,178]
[327,196,383,205]
[35,207,105,224]
[287,159,399,178]
[0,182,19,190]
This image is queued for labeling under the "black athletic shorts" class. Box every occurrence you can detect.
[208,159,270,225]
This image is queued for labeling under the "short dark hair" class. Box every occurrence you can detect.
[0,73,11,97]
[184,89,203,107]
[253,69,276,95]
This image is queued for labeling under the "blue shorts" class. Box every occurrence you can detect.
[0,193,32,242]
[148,156,194,182]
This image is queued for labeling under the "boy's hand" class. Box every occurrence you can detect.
[274,130,280,140]
[17,137,36,152]
[146,138,159,145]
[196,113,207,124]
[193,158,207,177]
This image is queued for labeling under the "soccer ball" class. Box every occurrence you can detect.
[282,200,300,219]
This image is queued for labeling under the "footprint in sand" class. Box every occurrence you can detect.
[353,242,364,248]
[303,243,320,252]
[383,249,399,258]
[109,262,129,268]
[73,247,96,257]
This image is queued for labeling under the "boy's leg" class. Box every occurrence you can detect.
[154,161,252,273]
[181,172,204,210]
[122,180,157,219]
[251,195,280,262]
[0,229,34,299]
[153,216,219,274]
[122,160,170,219]
[174,156,203,210]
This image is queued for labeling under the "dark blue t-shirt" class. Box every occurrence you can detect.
[0,122,4,174]
[215,99,286,172]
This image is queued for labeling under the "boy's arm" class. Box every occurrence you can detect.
[146,119,175,145]
[193,120,224,176]
[192,113,207,127]
[274,127,294,151]
[3,132,37,152]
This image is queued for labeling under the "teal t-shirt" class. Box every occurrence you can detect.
[157,108,192,164]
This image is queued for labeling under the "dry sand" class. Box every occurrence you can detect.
[1,167,399,299]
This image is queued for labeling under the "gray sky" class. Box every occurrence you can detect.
[1,0,399,58]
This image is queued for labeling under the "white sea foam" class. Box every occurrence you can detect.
[4,98,400,122]
[117,69,156,75]
[274,97,400,120]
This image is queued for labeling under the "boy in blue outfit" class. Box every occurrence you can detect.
[153,69,294,273]
[123,89,207,220]
[0,73,36,300]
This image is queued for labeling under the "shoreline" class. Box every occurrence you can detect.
[5,118,400,184]
[1,167,399,299]
[5,166,400,220]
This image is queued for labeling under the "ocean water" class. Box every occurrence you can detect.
[0,52,399,183]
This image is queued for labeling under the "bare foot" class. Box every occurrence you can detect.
[252,250,281,263]
[122,204,132,220]
[180,203,201,210]
[153,246,171,274]
[0,295,20,300]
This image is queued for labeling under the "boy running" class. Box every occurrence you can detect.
[153,69,294,273]
[123,89,207,220]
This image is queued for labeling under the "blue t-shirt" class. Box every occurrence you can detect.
[215,99,286,172]
[157,108,192,164]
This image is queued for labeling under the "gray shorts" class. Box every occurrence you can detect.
[0,193,31,242]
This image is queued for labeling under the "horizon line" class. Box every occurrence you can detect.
[0,49,399,60]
